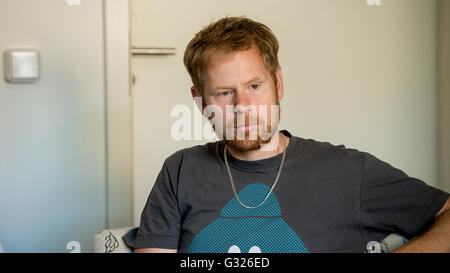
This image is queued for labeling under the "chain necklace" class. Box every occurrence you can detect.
[223,135,287,209]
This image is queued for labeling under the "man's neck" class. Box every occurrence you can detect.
[226,131,289,161]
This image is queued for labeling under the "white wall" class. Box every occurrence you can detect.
[0,0,107,252]
[279,0,437,188]
[130,0,439,225]
[438,0,450,193]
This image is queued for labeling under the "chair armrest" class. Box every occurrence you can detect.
[94,227,136,253]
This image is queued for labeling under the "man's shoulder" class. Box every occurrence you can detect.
[164,141,220,167]
[293,135,364,159]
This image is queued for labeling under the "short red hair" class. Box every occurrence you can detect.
[183,16,280,93]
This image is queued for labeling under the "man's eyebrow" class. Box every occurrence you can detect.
[212,85,233,91]
[212,76,264,91]
[244,76,264,85]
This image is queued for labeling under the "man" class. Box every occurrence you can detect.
[124,17,450,253]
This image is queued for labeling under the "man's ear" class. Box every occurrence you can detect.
[191,86,203,113]
[276,66,284,101]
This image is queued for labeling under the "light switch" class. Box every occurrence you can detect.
[4,49,40,83]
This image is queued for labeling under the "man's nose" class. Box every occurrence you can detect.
[234,90,252,113]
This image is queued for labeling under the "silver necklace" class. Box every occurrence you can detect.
[224,135,287,209]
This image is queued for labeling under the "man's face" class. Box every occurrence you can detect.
[193,47,284,153]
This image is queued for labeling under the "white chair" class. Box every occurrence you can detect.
[94,227,135,253]
[94,228,407,253]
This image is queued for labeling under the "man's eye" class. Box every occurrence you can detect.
[250,84,259,90]
[219,90,232,96]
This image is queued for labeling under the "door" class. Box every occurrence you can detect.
[0,0,106,252]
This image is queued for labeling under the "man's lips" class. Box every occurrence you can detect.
[235,124,258,130]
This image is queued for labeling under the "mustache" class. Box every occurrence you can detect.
[229,115,260,128]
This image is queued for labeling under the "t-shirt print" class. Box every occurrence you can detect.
[186,183,309,253]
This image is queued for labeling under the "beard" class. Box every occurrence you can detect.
[223,101,281,153]
[223,131,272,153]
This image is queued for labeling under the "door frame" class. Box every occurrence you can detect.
[103,0,133,228]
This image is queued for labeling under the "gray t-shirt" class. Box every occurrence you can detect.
[123,130,449,253]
